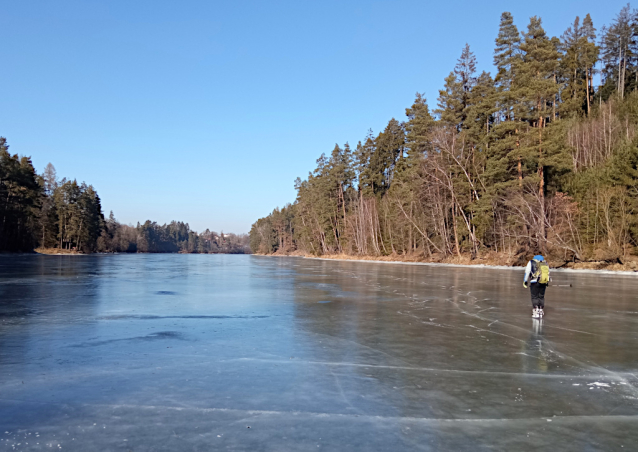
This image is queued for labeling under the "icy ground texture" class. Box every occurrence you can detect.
[1,254,637,451]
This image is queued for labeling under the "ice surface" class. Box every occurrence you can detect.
[1,254,638,451]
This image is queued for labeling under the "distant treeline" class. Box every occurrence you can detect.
[102,214,250,254]
[251,6,638,263]
[0,144,249,254]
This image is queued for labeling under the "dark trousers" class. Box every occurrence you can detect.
[530,283,547,308]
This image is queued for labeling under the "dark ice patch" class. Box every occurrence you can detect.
[155,291,177,295]
[143,331,184,339]
[73,331,187,347]
[0,308,41,318]
[98,315,269,320]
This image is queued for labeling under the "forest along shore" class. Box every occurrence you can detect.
[257,251,638,272]
[251,7,638,270]
[29,246,251,256]
[0,144,250,254]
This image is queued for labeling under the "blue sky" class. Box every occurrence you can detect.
[0,0,630,233]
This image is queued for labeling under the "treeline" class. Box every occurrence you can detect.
[100,213,250,254]
[0,142,249,253]
[0,145,104,253]
[251,6,638,264]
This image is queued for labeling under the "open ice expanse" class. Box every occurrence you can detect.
[1,254,637,451]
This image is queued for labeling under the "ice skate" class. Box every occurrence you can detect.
[539,308,544,318]
[532,308,539,319]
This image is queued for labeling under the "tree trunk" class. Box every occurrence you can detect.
[585,68,591,116]
[618,42,624,99]
[553,73,557,120]
[538,115,546,251]
[451,204,461,257]
[516,128,522,187]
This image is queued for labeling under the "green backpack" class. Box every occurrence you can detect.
[532,259,550,284]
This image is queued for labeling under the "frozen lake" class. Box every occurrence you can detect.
[1,254,638,451]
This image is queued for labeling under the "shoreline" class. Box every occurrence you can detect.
[1,248,253,256]
[253,253,638,276]
[34,248,84,255]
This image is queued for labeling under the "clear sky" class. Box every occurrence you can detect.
[0,0,630,233]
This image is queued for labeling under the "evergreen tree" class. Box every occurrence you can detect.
[355,130,376,196]
[599,4,638,99]
[367,119,405,196]
[436,72,464,130]
[494,12,521,122]
[405,93,435,159]
[455,44,478,112]
[39,163,59,247]
[436,44,478,131]
[582,14,600,115]
[0,138,42,251]
[489,13,524,190]
[560,15,600,117]
[465,71,496,145]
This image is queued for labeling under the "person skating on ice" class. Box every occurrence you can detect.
[523,255,550,319]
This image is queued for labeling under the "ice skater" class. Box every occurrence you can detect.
[523,255,550,319]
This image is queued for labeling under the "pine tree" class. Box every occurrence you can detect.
[582,14,599,115]
[489,13,523,190]
[465,71,496,145]
[0,138,42,251]
[494,12,521,122]
[405,93,435,159]
[455,44,478,108]
[560,15,600,117]
[39,163,59,247]
[560,16,586,117]
[436,72,464,130]
[79,185,104,252]
[367,119,405,196]
[599,4,638,99]
[514,16,562,247]
[436,45,478,131]
[355,130,376,196]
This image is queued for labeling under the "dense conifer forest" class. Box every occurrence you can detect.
[0,142,249,254]
[251,7,638,266]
